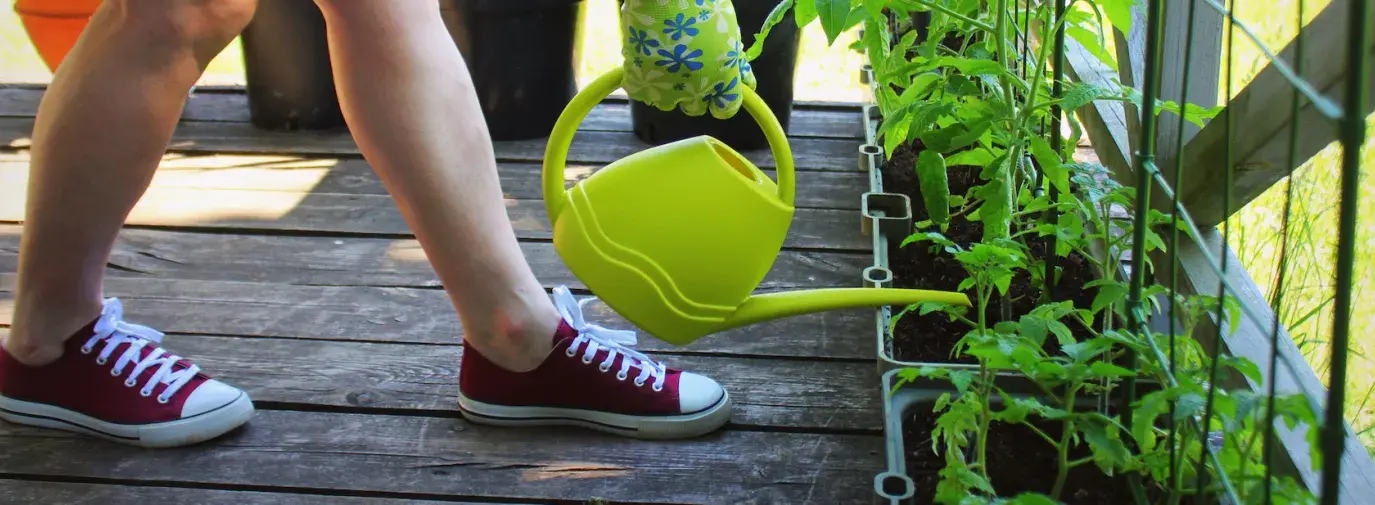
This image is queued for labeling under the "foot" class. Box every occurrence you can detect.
[457,286,732,440]
[0,298,254,448]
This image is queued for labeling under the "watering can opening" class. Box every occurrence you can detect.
[707,137,762,183]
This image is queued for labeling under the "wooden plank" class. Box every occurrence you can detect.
[28,331,873,431]
[0,86,866,140]
[0,481,494,504]
[0,225,871,292]
[1166,0,1375,228]
[0,151,867,211]
[0,275,877,360]
[1065,26,1375,504]
[0,172,869,252]
[0,116,860,172]
[1113,0,1223,175]
[0,409,882,504]
[1064,37,1134,182]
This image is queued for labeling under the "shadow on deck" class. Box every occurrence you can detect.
[0,85,886,504]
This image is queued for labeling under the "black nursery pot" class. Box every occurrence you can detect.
[240,0,344,131]
[440,0,587,141]
[622,0,803,150]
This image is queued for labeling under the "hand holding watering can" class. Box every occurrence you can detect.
[619,0,757,120]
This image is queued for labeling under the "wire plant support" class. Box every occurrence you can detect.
[850,0,1375,502]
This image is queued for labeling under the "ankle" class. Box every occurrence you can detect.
[6,295,103,367]
[1,336,66,367]
[464,304,562,373]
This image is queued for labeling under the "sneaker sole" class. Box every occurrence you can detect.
[456,390,732,440]
[0,391,255,449]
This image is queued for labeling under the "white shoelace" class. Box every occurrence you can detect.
[552,286,667,391]
[79,298,200,404]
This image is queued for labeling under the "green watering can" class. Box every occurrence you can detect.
[542,67,972,346]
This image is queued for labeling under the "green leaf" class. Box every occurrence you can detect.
[1089,362,1137,378]
[816,0,855,46]
[1006,494,1060,505]
[1224,356,1264,384]
[746,0,797,61]
[1080,416,1132,472]
[916,150,952,226]
[1091,281,1128,314]
[941,56,1005,77]
[1098,0,1137,35]
[1029,136,1069,195]
[945,148,995,167]
[861,0,885,22]
[976,169,1012,241]
[794,0,818,26]
[1066,25,1117,71]
[1132,391,1170,451]
[949,370,976,393]
[1060,82,1109,113]
[1175,393,1206,420]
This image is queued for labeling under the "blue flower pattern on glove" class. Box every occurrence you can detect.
[619,0,757,119]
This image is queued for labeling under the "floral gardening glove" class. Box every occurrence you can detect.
[619,0,758,119]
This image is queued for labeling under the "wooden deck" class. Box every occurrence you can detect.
[0,86,884,504]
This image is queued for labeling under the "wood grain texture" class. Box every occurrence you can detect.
[0,86,865,140]
[110,333,878,431]
[0,170,870,251]
[1165,0,1375,228]
[0,116,860,172]
[0,274,877,360]
[0,151,867,211]
[0,409,883,504]
[0,481,494,505]
[0,225,871,291]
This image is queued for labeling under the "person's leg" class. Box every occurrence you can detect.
[311,0,731,439]
[0,0,255,448]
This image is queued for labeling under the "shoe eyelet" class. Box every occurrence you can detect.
[616,371,628,381]
[652,383,664,392]
[156,395,170,404]
[110,367,121,377]
[634,378,646,387]
[564,347,577,357]
[124,379,137,388]
[598,363,611,372]
[79,346,93,355]
[581,355,594,364]
[95,357,107,365]
[139,389,152,397]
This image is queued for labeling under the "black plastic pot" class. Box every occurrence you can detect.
[240,0,344,131]
[621,0,803,150]
[440,0,586,141]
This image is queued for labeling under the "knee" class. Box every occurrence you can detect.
[108,0,257,48]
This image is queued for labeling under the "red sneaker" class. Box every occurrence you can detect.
[0,298,254,448]
[458,286,732,439]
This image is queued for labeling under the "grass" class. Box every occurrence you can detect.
[1,0,1369,458]
[1222,0,1375,457]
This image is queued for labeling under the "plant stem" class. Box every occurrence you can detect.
[974,282,994,484]
[1051,384,1078,500]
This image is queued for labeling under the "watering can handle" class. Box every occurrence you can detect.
[542,67,796,223]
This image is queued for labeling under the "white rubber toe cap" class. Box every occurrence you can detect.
[677,372,725,413]
[181,380,244,418]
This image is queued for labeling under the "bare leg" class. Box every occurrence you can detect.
[311,0,559,372]
[5,0,257,365]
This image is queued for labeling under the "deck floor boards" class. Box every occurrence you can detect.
[0,87,882,504]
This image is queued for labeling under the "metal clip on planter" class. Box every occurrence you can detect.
[542,67,971,346]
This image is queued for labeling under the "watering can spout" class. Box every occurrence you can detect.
[718,288,973,331]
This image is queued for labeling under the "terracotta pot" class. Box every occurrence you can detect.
[14,0,103,73]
